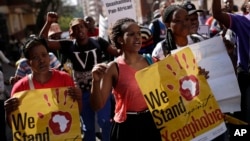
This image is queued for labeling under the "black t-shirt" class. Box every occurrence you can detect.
[59,37,110,91]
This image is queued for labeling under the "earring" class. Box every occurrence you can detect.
[120,42,123,45]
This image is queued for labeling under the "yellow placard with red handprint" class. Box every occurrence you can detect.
[135,47,226,141]
[11,87,82,141]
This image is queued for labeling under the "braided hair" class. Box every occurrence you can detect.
[161,4,183,56]
[109,18,135,49]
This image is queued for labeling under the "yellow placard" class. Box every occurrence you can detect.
[136,47,226,141]
[11,87,82,141]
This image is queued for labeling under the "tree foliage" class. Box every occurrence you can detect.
[34,0,62,33]
[32,0,82,33]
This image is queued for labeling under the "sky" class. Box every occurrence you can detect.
[68,0,77,5]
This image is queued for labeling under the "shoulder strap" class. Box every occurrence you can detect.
[190,34,203,43]
[143,54,154,65]
[152,19,161,46]
[28,74,35,90]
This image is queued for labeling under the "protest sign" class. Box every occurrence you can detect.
[135,47,226,141]
[102,0,136,27]
[11,87,81,141]
[198,25,210,38]
[99,14,109,41]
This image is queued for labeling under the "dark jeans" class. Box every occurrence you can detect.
[81,91,112,141]
[110,111,161,141]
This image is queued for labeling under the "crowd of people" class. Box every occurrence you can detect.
[1,0,250,140]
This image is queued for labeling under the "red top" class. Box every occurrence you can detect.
[11,69,74,96]
[112,56,148,123]
[87,28,99,37]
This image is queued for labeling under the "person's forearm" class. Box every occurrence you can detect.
[212,0,230,28]
[6,112,12,129]
[39,21,53,39]
[90,80,106,111]
[212,0,222,19]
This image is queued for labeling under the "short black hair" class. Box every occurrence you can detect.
[23,36,48,60]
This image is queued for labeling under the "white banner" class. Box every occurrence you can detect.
[102,0,137,28]
[99,14,109,41]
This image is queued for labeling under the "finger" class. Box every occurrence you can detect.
[67,88,78,99]
[205,71,210,79]
[94,65,107,74]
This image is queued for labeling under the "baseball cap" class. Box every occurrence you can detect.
[69,18,85,28]
[182,1,203,15]
[69,18,87,36]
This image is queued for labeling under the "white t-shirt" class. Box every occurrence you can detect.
[152,35,195,60]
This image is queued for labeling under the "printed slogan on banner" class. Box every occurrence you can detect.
[135,48,227,141]
[11,87,82,141]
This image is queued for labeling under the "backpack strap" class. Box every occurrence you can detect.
[143,54,154,65]
[152,19,161,47]
[28,74,35,90]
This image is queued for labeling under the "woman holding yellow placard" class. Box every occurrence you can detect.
[4,37,82,128]
[152,4,204,61]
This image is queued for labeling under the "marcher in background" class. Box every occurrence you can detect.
[4,36,82,128]
[209,0,236,37]
[182,1,208,40]
[0,34,6,53]
[151,4,210,78]
[240,1,249,15]
[85,16,99,37]
[9,51,61,85]
[9,35,21,62]
[0,70,8,141]
[198,10,210,25]
[91,17,162,141]
[48,22,62,40]
[138,25,155,55]
[243,0,250,20]
[149,0,175,47]
[152,4,201,60]
[48,22,67,66]
[212,0,250,124]
[39,12,121,141]
[0,50,15,72]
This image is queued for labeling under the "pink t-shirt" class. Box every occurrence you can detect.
[11,69,74,96]
[112,57,148,123]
